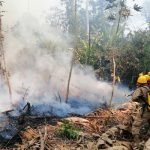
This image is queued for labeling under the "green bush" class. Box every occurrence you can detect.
[56,122,80,140]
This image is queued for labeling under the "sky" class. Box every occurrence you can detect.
[2,0,149,30]
[3,0,60,26]
[126,0,147,30]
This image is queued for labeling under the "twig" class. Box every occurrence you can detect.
[44,126,47,142]
[22,87,29,101]
[85,116,113,118]
[39,130,45,150]
[58,92,62,103]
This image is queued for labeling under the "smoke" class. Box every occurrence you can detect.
[0,13,130,117]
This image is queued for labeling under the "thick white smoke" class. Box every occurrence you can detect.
[0,13,130,116]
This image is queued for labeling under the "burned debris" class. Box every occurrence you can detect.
[0,101,149,149]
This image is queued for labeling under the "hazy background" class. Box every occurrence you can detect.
[2,0,149,30]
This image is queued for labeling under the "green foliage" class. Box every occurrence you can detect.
[76,40,101,68]
[47,0,149,87]
[109,30,150,86]
[56,122,80,140]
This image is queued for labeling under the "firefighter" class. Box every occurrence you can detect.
[144,74,150,81]
[139,72,143,77]
[131,75,150,140]
[147,72,150,87]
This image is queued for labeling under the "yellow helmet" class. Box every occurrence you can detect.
[147,74,150,82]
[137,76,147,84]
[144,75,150,81]
[139,72,143,77]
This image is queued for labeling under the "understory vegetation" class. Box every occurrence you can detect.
[55,122,80,139]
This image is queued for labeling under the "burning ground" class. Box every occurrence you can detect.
[1,101,150,150]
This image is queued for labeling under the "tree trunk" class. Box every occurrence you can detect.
[0,5,12,99]
[65,0,77,103]
[109,57,116,107]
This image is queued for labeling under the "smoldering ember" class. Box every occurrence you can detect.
[0,0,150,149]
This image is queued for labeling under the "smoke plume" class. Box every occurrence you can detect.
[0,13,130,117]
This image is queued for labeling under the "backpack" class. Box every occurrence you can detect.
[141,86,150,110]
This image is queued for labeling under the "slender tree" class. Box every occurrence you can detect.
[0,1,12,99]
[65,0,78,103]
